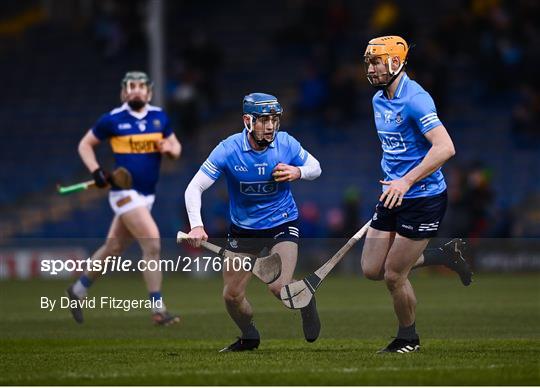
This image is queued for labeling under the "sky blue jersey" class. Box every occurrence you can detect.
[92,103,173,195]
[372,73,447,198]
[200,129,309,230]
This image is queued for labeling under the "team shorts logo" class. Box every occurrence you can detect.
[379,131,407,154]
[228,238,238,249]
[240,181,278,195]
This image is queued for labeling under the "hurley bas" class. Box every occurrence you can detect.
[41,296,163,312]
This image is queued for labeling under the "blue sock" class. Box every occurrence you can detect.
[80,275,93,288]
[149,291,165,313]
[149,291,162,303]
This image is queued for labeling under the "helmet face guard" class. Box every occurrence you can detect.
[243,93,283,147]
[121,71,153,108]
[364,36,409,89]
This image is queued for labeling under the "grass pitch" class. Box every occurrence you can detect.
[0,272,539,385]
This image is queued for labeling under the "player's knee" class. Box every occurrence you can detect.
[141,239,160,258]
[384,270,404,290]
[223,285,245,305]
[362,266,384,281]
[104,240,125,256]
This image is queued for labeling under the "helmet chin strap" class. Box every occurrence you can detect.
[370,67,403,90]
[251,132,272,147]
[367,53,407,91]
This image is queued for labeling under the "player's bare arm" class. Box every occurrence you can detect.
[380,125,455,209]
[78,130,111,188]
[78,130,101,173]
[157,133,182,159]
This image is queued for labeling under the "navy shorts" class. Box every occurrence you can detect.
[370,191,448,239]
[225,220,300,255]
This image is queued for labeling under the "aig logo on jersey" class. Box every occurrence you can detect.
[240,181,278,195]
[379,131,407,154]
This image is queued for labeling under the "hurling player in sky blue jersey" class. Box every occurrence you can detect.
[360,36,473,353]
[184,93,322,351]
[66,71,182,326]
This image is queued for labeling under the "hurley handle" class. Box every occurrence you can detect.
[57,180,95,195]
[314,220,371,280]
[176,231,225,256]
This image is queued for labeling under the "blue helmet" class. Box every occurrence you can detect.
[243,93,283,118]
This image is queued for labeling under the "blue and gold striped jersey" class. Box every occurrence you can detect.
[92,103,173,195]
[372,73,447,198]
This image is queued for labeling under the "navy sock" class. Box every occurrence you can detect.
[418,247,448,267]
[242,322,260,340]
[80,275,93,288]
[149,291,165,313]
[149,291,162,303]
[397,322,419,341]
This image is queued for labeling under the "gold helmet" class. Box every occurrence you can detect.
[364,36,409,88]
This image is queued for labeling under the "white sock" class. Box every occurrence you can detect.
[151,300,166,314]
[72,280,88,299]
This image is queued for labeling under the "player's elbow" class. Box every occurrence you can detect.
[184,183,196,203]
[445,143,456,159]
[435,142,455,161]
[175,143,183,160]
[77,138,90,157]
[301,160,322,181]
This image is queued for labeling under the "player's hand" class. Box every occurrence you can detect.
[92,168,110,188]
[186,226,208,248]
[156,139,173,155]
[379,178,412,209]
[272,163,301,182]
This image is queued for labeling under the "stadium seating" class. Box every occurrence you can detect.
[2,0,538,241]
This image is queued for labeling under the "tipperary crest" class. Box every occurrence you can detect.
[137,120,147,132]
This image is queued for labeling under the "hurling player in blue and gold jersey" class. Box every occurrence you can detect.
[360,37,473,353]
[66,71,182,326]
[184,93,322,352]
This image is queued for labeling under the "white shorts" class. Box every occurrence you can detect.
[108,190,155,216]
